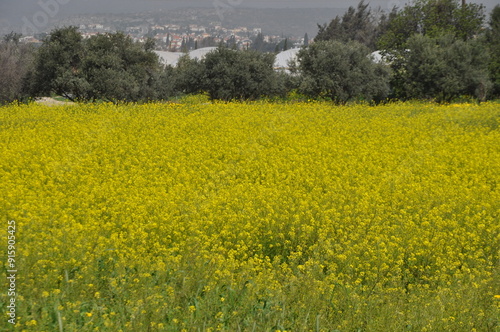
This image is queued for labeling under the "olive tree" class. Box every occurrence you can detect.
[30,27,166,103]
[291,40,391,104]
[201,47,281,101]
[390,34,491,102]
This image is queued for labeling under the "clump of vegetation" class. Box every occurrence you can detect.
[1,0,500,104]
[29,27,166,103]
[290,39,391,104]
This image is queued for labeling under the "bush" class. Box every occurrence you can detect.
[201,47,282,101]
[30,27,166,103]
[378,0,485,50]
[292,40,391,104]
[173,55,205,96]
[390,34,491,102]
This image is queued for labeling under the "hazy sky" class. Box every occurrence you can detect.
[0,0,497,34]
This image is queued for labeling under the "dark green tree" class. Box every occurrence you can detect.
[201,36,217,48]
[30,27,165,103]
[291,40,391,104]
[316,0,381,50]
[173,55,205,96]
[30,26,86,101]
[378,0,485,50]
[304,33,309,47]
[252,32,265,52]
[81,32,162,102]
[181,38,188,53]
[156,64,177,100]
[275,38,290,52]
[283,38,289,51]
[226,35,237,49]
[390,33,491,102]
[487,5,500,97]
[201,46,281,101]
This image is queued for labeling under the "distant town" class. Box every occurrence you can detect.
[15,7,338,52]
[76,21,306,52]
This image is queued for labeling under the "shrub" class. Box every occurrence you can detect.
[292,40,391,104]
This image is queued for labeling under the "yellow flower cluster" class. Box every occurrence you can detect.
[0,101,499,331]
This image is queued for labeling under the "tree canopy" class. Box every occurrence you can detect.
[390,34,491,102]
[30,27,165,103]
[291,40,391,104]
[315,0,392,50]
[201,46,282,101]
[378,0,485,50]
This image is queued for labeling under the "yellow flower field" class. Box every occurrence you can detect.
[1,101,499,331]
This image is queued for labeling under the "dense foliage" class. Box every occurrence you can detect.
[389,34,491,102]
[315,0,393,51]
[291,40,391,103]
[1,101,499,331]
[377,0,485,50]
[202,47,283,101]
[29,27,164,103]
[316,0,498,101]
[1,1,500,103]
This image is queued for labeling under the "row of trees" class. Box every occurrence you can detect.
[316,0,500,102]
[1,0,499,105]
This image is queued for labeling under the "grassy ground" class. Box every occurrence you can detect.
[1,101,499,331]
